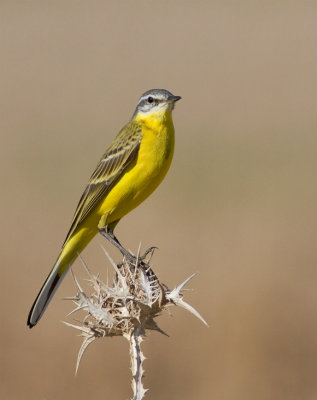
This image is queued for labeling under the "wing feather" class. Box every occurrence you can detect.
[62,122,142,245]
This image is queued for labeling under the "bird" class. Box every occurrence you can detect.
[27,88,181,328]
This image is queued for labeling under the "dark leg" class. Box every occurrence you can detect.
[99,227,134,260]
[98,226,157,264]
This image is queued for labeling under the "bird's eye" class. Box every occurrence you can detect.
[147,96,154,104]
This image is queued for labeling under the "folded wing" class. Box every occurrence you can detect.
[63,123,142,245]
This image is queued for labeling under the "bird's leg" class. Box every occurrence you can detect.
[98,215,133,260]
[99,228,134,260]
[98,215,157,263]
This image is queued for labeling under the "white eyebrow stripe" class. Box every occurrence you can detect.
[138,96,151,104]
[138,94,166,104]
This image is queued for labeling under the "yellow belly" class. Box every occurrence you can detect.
[99,114,175,224]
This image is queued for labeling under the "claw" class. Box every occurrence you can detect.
[140,246,157,261]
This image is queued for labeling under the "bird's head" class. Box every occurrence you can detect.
[133,89,181,120]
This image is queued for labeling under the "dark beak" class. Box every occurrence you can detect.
[168,95,182,103]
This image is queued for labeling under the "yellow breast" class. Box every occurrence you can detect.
[99,110,175,224]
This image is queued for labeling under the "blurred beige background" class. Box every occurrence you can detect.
[1,1,317,399]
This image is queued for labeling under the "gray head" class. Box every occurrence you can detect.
[133,89,181,117]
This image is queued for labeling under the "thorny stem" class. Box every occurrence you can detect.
[127,330,147,400]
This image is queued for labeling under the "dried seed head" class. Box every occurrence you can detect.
[64,246,207,376]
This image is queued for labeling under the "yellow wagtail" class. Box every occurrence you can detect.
[27,89,181,327]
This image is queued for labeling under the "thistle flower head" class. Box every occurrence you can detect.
[64,245,208,393]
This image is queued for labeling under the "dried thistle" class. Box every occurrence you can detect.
[64,246,207,400]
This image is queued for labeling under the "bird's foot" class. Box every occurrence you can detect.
[121,246,158,265]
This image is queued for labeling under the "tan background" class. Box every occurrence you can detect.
[1,1,317,399]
